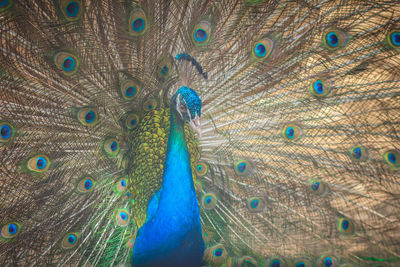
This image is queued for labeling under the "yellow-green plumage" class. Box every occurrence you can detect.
[128,107,201,228]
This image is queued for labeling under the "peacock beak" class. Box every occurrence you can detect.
[188,113,201,138]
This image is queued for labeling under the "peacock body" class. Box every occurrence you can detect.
[1,0,400,266]
[132,86,204,266]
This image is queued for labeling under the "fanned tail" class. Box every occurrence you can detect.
[1,0,400,266]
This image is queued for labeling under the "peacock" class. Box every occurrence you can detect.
[0,0,400,266]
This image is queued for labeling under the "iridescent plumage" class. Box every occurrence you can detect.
[1,0,400,266]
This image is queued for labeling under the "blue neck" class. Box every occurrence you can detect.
[132,110,204,267]
[160,112,195,207]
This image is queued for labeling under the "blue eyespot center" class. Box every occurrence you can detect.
[8,224,17,235]
[1,125,11,139]
[251,199,259,208]
[0,0,9,8]
[67,234,76,244]
[352,147,362,159]
[391,32,400,46]
[342,219,349,230]
[213,248,223,257]
[323,257,333,267]
[62,57,76,72]
[313,80,324,94]
[36,157,47,170]
[148,105,153,109]
[205,196,212,204]
[66,1,79,17]
[132,18,145,32]
[160,65,169,76]
[194,29,207,43]
[85,111,95,123]
[120,211,128,220]
[130,119,137,126]
[255,43,267,58]
[286,126,295,139]
[296,263,305,267]
[197,165,202,171]
[388,152,396,164]
[126,86,136,97]
[271,259,281,267]
[110,141,118,152]
[121,180,126,187]
[326,32,339,47]
[312,182,320,191]
[84,179,92,190]
[238,162,247,172]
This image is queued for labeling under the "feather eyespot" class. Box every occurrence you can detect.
[129,8,148,36]
[238,256,257,267]
[156,57,173,80]
[115,177,128,193]
[143,98,157,112]
[252,37,274,60]
[349,145,368,161]
[387,30,400,48]
[0,0,13,11]
[54,52,79,75]
[1,222,20,239]
[205,244,227,264]
[196,162,208,177]
[266,257,287,267]
[132,18,145,32]
[309,178,328,196]
[317,255,337,267]
[115,209,130,226]
[282,124,302,141]
[247,197,264,212]
[202,193,217,209]
[192,20,212,45]
[61,233,78,249]
[27,154,50,173]
[127,235,136,248]
[160,65,169,76]
[383,150,400,170]
[62,0,82,20]
[202,227,213,242]
[323,30,348,50]
[126,113,139,130]
[310,78,332,98]
[337,217,354,235]
[60,0,82,21]
[234,160,252,176]
[293,258,313,267]
[103,138,120,157]
[77,177,95,193]
[77,108,99,126]
[121,80,140,101]
[0,121,15,143]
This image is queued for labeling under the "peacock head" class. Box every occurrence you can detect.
[171,86,202,137]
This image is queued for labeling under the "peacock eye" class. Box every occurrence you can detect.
[115,208,130,226]
[61,232,79,249]
[60,0,83,21]
[179,103,187,111]
[1,222,20,239]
